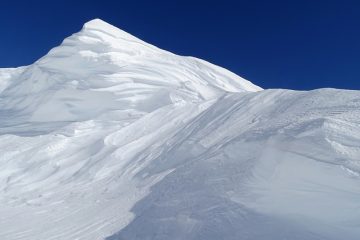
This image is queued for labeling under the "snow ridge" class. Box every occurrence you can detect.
[0,19,359,240]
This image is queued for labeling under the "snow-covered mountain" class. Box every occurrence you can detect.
[0,19,359,240]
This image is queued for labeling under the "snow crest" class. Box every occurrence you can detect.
[0,19,359,240]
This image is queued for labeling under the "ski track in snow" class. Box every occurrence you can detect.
[0,19,360,240]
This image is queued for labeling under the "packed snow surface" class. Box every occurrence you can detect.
[0,19,359,240]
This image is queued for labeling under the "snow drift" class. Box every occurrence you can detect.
[0,19,359,240]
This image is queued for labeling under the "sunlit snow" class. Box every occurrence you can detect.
[0,19,359,240]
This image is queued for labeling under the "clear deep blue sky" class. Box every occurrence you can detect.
[1,0,359,90]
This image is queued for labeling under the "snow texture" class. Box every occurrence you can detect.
[0,19,359,240]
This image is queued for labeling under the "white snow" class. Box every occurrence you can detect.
[0,19,359,240]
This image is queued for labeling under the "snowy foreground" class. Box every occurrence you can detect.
[1,19,360,240]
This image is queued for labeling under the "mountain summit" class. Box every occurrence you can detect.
[0,19,360,240]
[0,19,260,124]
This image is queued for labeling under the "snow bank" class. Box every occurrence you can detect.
[0,19,359,240]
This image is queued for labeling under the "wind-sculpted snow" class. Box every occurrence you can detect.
[0,19,360,240]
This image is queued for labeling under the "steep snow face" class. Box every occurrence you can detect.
[1,19,360,240]
[0,19,260,125]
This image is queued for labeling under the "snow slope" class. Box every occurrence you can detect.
[0,19,359,240]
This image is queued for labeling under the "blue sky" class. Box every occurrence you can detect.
[1,0,359,90]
